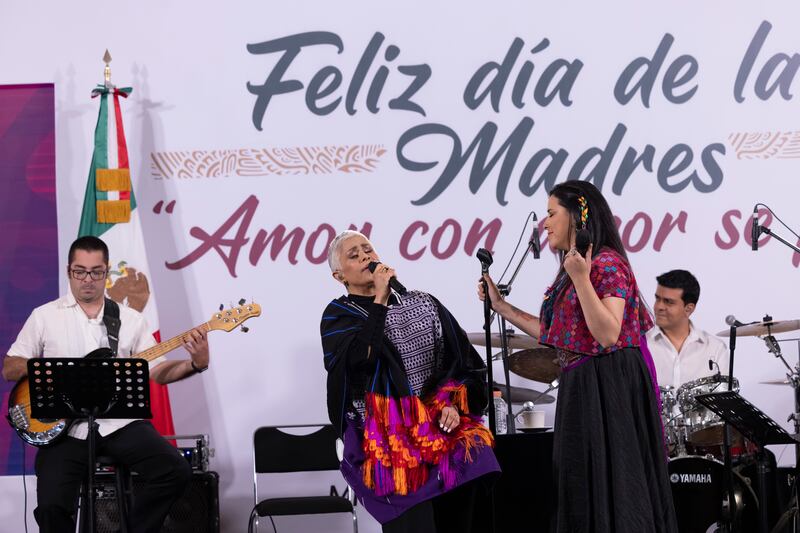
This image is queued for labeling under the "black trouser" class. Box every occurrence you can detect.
[34,420,191,533]
[382,479,480,533]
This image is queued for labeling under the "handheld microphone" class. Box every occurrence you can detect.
[530,213,541,259]
[476,248,494,274]
[751,206,760,251]
[367,261,407,295]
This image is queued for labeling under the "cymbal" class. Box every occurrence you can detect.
[716,319,800,337]
[467,332,540,350]
[507,348,561,384]
[492,382,555,404]
[760,379,793,385]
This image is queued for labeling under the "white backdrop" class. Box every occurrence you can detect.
[2,2,800,531]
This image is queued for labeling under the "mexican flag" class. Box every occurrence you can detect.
[78,83,176,438]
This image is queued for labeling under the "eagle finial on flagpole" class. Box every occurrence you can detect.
[103,49,113,88]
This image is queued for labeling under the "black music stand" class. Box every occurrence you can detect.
[697,391,799,532]
[27,357,152,533]
[696,391,797,448]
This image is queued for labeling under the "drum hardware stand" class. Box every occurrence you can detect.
[511,380,560,418]
[496,297,516,433]
[764,336,800,533]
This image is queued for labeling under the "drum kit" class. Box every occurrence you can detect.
[661,317,800,533]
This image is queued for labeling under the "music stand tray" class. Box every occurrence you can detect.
[695,391,798,447]
[28,357,152,421]
[27,357,152,533]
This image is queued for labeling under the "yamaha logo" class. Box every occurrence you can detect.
[670,472,713,484]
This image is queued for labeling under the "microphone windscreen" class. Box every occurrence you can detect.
[367,261,380,273]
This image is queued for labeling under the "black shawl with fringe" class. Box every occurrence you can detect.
[321,291,488,437]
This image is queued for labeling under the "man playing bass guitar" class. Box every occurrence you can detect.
[2,236,211,533]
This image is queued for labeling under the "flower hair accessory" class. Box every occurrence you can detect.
[577,196,589,229]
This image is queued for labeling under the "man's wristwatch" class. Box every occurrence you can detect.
[190,360,208,373]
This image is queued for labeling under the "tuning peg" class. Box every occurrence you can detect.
[238,298,246,306]
[240,326,249,333]
[218,304,224,311]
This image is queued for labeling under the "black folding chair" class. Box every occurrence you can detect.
[249,424,357,533]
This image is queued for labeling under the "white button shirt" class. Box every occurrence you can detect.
[8,292,165,439]
[647,322,729,388]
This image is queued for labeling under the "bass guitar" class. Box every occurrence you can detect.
[6,302,261,447]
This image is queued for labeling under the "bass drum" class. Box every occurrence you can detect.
[668,456,757,533]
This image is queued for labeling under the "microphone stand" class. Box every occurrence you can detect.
[720,324,738,532]
[495,229,541,434]
[478,276,499,533]
[753,220,800,531]
[757,225,800,254]
[477,249,497,437]
[482,276,497,437]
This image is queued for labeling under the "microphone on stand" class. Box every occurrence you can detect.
[725,315,746,327]
[725,315,759,328]
[752,205,760,251]
[530,213,541,259]
[367,261,407,295]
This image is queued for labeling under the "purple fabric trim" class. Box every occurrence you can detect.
[637,334,661,403]
[340,418,500,524]
[638,334,670,455]
[561,355,590,373]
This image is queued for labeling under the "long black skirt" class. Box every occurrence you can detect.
[553,347,678,533]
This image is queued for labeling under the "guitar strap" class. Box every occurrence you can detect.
[102,298,122,358]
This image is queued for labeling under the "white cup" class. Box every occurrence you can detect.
[516,409,545,428]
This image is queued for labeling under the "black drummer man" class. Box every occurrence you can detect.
[646,269,728,388]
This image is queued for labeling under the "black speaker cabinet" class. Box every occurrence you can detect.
[94,471,220,533]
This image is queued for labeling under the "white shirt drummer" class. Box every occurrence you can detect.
[647,322,729,388]
[646,272,729,389]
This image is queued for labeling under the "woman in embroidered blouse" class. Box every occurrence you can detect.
[322,230,500,533]
[479,181,678,533]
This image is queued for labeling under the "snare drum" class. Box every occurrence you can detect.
[677,375,740,447]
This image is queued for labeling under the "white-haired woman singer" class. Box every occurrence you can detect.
[320,231,500,533]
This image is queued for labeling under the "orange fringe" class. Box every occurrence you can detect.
[96,168,131,191]
[361,383,494,496]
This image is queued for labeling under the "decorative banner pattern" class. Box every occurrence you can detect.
[729,131,800,159]
[150,144,387,179]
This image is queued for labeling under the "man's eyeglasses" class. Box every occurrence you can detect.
[69,269,108,281]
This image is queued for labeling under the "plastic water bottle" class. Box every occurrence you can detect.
[493,390,508,434]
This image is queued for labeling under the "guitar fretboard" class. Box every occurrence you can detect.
[134,322,211,362]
